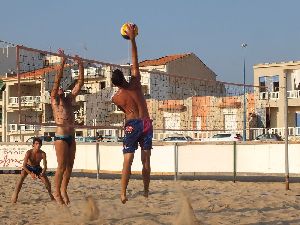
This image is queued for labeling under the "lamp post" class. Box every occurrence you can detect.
[241,43,247,141]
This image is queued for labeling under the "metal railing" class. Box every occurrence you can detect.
[8,96,41,105]
[287,90,300,99]
[260,90,300,100]
[8,123,41,132]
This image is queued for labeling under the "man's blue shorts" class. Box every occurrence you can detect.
[123,118,153,154]
[24,164,42,176]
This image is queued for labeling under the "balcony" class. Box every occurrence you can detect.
[259,92,279,100]
[8,96,41,108]
[71,66,106,79]
[43,91,83,104]
[8,123,41,132]
[287,90,300,99]
[270,92,279,99]
[76,94,86,102]
[259,90,300,100]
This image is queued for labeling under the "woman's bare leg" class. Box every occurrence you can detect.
[54,140,68,204]
[61,140,76,205]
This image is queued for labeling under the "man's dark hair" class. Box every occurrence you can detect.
[33,137,42,146]
[111,69,126,87]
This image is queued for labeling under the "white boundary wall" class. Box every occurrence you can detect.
[1,142,300,175]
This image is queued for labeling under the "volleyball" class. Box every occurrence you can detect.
[120,23,138,40]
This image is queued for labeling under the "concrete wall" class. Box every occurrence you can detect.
[1,142,300,175]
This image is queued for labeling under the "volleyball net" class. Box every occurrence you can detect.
[5,45,269,142]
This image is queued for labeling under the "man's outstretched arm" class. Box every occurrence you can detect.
[71,55,84,97]
[51,49,65,100]
[126,24,140,79]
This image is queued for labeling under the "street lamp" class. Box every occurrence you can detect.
[241,43,247,141]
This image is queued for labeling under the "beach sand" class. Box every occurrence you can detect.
[1,174,300,224]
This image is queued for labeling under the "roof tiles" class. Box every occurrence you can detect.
[139,53,190,67]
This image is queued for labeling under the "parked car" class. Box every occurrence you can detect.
[162,135,194,142]
[102,136,118,142]
[26,136,54,143]
[202,133,243,142]
[75,136,97,142]
[254,133,283,141]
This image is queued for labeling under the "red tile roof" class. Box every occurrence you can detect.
[139,53,191,67]
[3,64,68,81]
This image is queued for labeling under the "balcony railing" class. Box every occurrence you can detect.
[8,96,41,106]
[259,91,279,100]
[8,123,41,132]
[269,92,279,99]
[287,90,300,99]
[260,90,300,100]
[76,94,85,102]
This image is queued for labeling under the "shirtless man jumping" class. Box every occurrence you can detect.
[111,24,153,204]
[51,50,84,204]
[11,137,54,203]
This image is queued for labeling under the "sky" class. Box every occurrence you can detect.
[1,0,300,84]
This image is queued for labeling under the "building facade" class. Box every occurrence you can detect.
[254,61,300,136]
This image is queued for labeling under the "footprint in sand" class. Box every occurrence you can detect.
[173,186,200,225]
[84,196,100,221]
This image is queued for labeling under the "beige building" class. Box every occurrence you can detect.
[253,61,300,135]
[139,53,216,79]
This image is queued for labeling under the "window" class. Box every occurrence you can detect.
[273,75,279,92]
[259,76,266,92]
[142,85,149,95]
[44,60,49,67]
[259,75,279,92]
[100,81,106,89]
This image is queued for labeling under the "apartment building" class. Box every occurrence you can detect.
[2,61,118,142]
[254,61,300,135]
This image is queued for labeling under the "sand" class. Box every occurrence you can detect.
[1,174,300,224]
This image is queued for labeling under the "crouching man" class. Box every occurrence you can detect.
[11,137,54,203]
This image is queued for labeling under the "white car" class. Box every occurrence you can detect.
[254,133,283,141]
[162,135,194,142]
[202,133,243,142]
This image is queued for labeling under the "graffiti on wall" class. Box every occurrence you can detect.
[0,145,28,168]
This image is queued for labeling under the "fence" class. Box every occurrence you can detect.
[1,142,300,181]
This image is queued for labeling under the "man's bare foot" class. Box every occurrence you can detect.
[54,192,65,205]
[61,191,70,205]
[11,193,17,203]
[120,194,128,204]
[143,190,149,198]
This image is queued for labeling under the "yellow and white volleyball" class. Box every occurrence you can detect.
[120,23,138,40]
